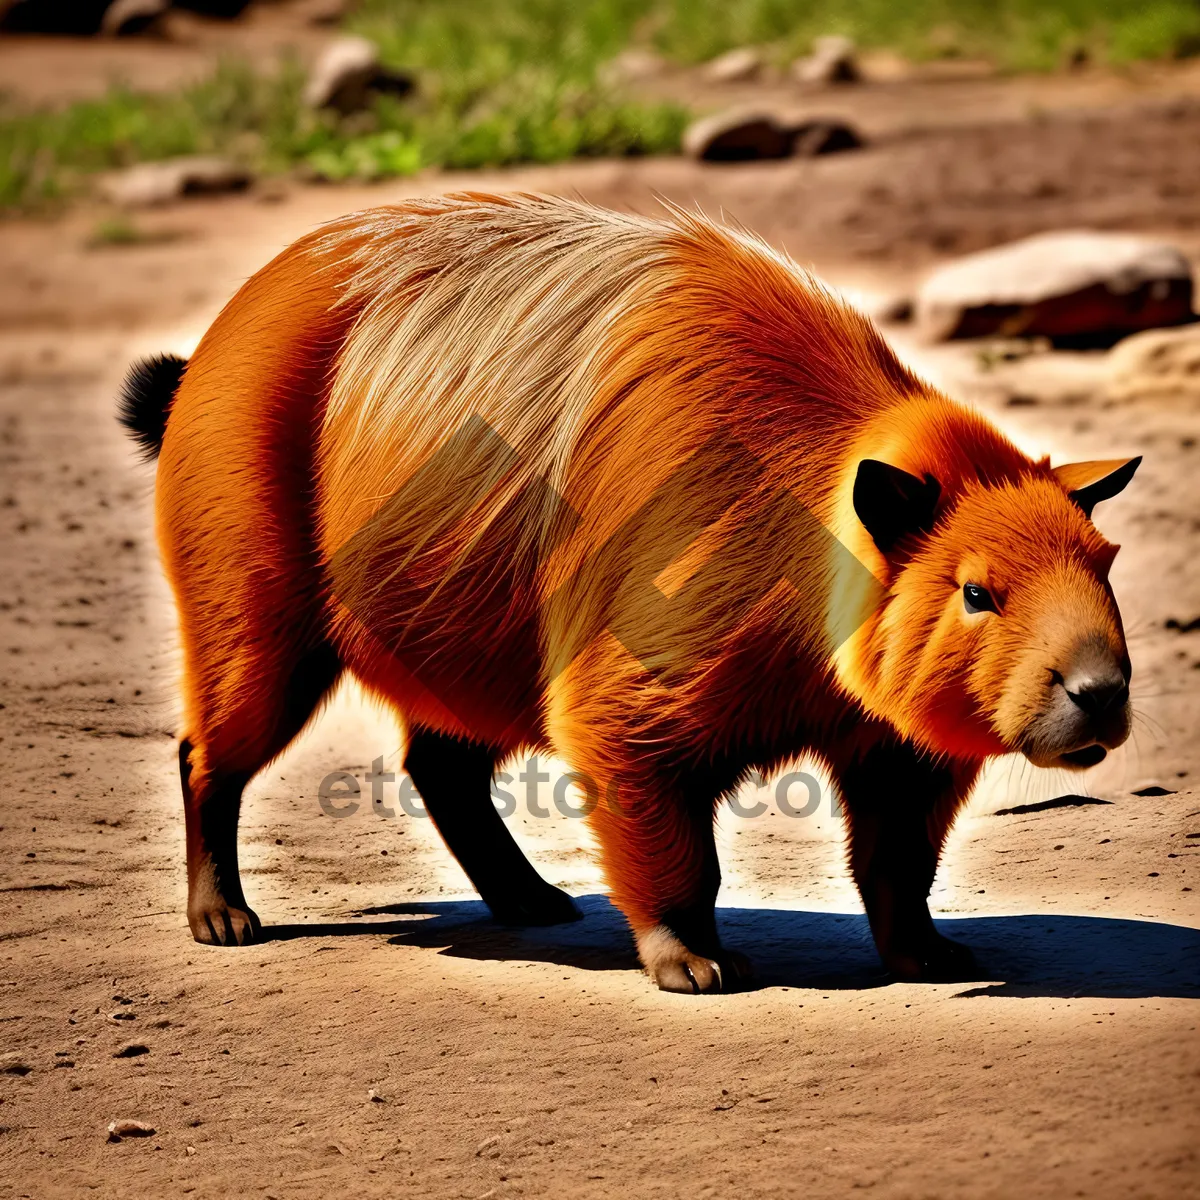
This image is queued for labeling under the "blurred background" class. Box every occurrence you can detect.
[4,0,1200,212]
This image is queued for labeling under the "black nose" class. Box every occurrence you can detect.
[1064,669,1129,718]
[1061,636,1130,721]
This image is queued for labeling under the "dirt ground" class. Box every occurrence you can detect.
[1,52,1199,1200]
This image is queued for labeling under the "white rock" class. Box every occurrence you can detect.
[791,35,859,86]
[98,157,252,208]
[100,0,168,36]
[704,47,762,84]
[1107,323,1200,404]
[304,36,380,111]
[107,1119,156,1142]
[914,231,1195,342]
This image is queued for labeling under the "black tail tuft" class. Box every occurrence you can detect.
[117,353,188,461]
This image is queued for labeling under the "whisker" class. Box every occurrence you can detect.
[1131,709,1168,740]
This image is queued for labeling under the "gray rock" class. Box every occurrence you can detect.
[914,231,1195,343]
[98,157,252,208]
[683,110,863,162]
[1106,324,1200,404]
[684,111,793,161]
[704,47,762,84]
[304,35,415,113]
[791,35,859,86]
[789,119,862,157]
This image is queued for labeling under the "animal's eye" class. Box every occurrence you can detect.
[963,583,998,615]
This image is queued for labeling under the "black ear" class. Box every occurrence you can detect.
[853,459,941,553]
[1051,456,1141,520]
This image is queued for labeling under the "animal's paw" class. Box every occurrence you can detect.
[885,933,978,982]
[637,926,754,994]
[488,882,582,927]
[188,900,261,946]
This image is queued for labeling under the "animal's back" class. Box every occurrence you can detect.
[311,193,926,748]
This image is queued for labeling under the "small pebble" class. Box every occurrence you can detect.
[0,1054,32,1076]
[113,1043,150,1058]
[367,1088,387,1103]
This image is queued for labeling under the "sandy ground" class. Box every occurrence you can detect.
[1,65,1199,1200]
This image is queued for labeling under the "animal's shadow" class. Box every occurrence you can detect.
[263,894,1200,999]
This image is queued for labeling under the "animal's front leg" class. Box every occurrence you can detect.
[834,740,980,981]
[588,773,752,994]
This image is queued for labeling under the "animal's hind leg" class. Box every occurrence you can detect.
[403,730,580,925]
[181,643,342,946]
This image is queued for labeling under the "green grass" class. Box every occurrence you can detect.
[0,0,689,214]
[0,60,318,209]
[86,214,191,247]
[2,0,1199,212]
[350,0,1200,74]
[639,0,1200,69]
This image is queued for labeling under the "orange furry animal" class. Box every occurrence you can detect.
[119,194,1140,992]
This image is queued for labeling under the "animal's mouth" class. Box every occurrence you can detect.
[1017,677,1131,770]
[1019,732,1116,771]
[1057,744,1108,769]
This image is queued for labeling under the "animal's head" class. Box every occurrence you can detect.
[832,411,1138,770]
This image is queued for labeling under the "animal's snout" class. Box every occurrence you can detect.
[1056,636,1132,756]
[1064,665,1129,721]
[1020,636,1133,769]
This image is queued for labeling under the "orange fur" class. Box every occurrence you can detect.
[148,194,1136,987]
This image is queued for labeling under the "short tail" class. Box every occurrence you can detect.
[117,353,188,460]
